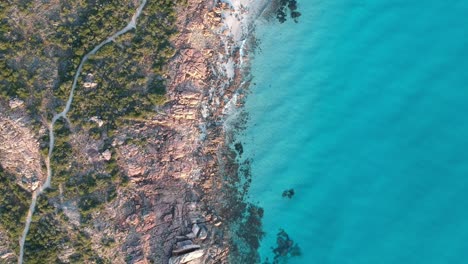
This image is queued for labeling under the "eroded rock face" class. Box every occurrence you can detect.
[169,249,205,264]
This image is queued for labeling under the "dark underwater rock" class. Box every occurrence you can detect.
[276,0,301,23]
[264,229,301,263]
[282,188,295,198]
[234,142,244,156]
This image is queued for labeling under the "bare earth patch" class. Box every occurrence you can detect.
[0,113,44,191]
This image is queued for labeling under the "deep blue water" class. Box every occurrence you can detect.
[242,1,468,263]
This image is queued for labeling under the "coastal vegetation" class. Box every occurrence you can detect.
[0,166,30,252]
[23,190,105,263]
[68,0,178,127]
[0,0,178,127]
[1,0,182,261]
[48,118,124,224]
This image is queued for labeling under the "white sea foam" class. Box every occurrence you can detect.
[218,0,271,133]
[222,93,241,133]
[220,0,271,44]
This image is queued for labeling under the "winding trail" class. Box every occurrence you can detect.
[18,1,147,263]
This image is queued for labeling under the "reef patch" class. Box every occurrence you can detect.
[282,188,295,199]
[264,229,301,263]
[276,0,301,23]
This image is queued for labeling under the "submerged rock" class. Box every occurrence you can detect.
[276,0,302,23]
[266,229,301,263]
[234,142,243,156]
[282,188,295,198]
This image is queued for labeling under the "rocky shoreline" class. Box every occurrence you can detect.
[82,0,275,263]
[161,1,271,262]
[125,0,274,263]
[0,0,275,263]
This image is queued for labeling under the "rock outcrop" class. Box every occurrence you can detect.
[0,112,44,191]
[0,0,270,263]
[86,0,261,262]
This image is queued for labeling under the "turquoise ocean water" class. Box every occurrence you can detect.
[241,0,468,263]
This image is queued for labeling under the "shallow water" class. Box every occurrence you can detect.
[242,1,468,263]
